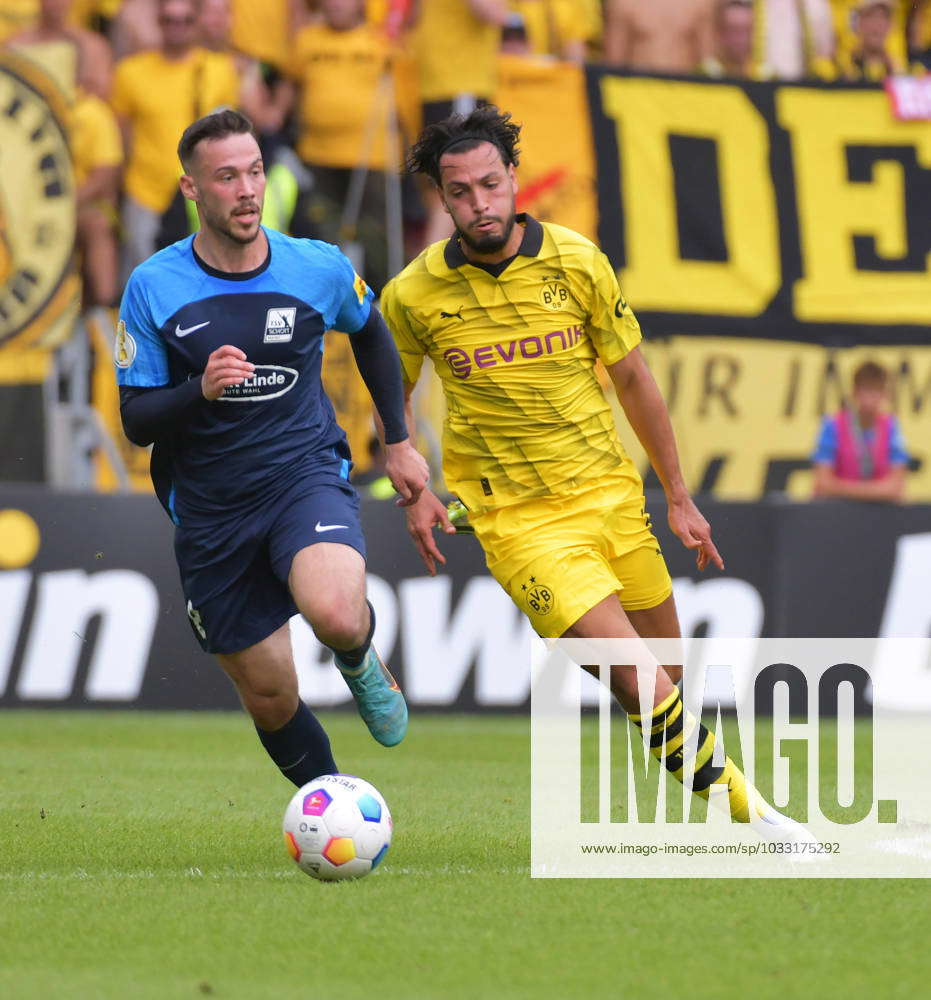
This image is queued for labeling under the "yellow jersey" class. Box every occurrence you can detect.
[412,0,499,102]
[110,48,238,213]
[72,88,123,188]
[494,55,597,241]
[509,0,589,56]
[230,0,290,68]
[288,22,393,169]
[381,215,643,513]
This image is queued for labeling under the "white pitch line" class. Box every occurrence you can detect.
[0,869,298,882]
[0,864,531,881]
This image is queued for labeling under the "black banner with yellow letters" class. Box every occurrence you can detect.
[586,69,931,346]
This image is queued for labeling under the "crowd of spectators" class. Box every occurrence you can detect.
[1,0,927,313]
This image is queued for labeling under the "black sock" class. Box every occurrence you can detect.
[255,701,337,787]
[331,600,376,670]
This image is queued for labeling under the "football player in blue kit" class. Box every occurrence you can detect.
[115,109,429,788]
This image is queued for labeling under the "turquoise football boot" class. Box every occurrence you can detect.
[336,647,408,747]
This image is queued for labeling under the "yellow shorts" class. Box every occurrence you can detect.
[471,474,672,638]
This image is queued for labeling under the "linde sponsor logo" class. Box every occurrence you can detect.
[444,325,584,380]
[220,365,298,402]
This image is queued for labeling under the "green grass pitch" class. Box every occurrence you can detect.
[1,711,927,1000]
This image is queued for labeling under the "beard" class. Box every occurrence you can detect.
[203,203,263,245]
[457,207,517,255]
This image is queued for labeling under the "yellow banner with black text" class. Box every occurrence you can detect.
[605,338,931,502]
[586,69,931,342]
[583,71,930,499]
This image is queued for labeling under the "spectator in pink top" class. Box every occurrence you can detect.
[811,361,910,503]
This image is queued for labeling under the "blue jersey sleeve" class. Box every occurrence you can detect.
[329,248,374,334]
[811,416,837,465]
[115,270,170,387]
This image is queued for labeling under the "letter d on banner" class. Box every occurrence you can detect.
[599,77,780,316]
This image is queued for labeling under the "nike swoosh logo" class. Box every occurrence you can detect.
[176,321,211,338]
[315,522,348,533]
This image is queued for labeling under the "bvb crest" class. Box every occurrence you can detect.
[0,49,78,348]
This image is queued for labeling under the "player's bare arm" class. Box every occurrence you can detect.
[396,382,454,573]
[350,309,429,505]
[386,382,430,507]
[372,384,451,567]
[607,347,724,572]
[371,384,430,506]
[405,487,456,575]
[384,439,430,507]
[201,344,254,400]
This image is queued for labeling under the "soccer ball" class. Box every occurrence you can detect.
[282,774,392,881]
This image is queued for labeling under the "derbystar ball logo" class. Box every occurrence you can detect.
[303,790,332,816]
[220,364,298,402]
[444,325,583,380]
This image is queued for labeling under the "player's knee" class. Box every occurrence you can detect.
[308,601,367,651]
[228,662,298,729]
[239,685,298,730]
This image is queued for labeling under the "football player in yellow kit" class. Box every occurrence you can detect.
[381,106,812,844]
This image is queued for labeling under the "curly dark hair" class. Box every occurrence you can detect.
[406,105,521,185]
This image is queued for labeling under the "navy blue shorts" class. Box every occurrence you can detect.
[174,475,366,655]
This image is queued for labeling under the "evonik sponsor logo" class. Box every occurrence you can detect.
[219,364,299,402]
[444,325,584,380]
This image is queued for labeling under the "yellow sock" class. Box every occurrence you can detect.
[629,688,760,823]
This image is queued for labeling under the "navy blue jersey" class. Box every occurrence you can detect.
[115,228,373,520]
